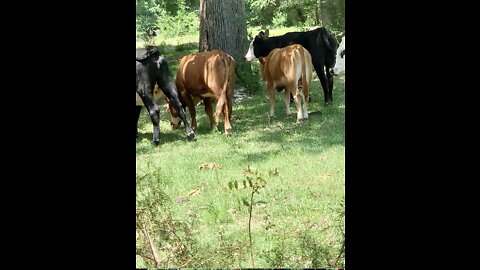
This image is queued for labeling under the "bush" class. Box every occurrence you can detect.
[235,61,264,95]
[271,11,287,28]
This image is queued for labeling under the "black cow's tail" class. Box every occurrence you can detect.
[322,32,334,52]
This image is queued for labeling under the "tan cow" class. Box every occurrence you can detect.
[136,84,164,107]
[174,49,236,135]
[258,44,313,123]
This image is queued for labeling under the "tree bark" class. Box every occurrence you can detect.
[314,0,321,26]
[320,0,332,26]
[199,0,249,61]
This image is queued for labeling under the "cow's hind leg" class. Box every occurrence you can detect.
[289,86,303,123]
[267,83,276,117]
[313,60,333,105]
[301,92,308,120]
[301,82,309,119]
[138,94,161,146]
[222,100,232,135]
[326,66,334,105]
[283,88,292,116]
[204,97,216,130]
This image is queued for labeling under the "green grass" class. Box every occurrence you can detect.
[136,27,345,268]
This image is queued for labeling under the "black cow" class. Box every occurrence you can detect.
[136,46,195,145]
[244,27,338,104]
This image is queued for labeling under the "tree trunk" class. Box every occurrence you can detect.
[198,0,249,61]
[320,0,332,26]
[314,0,321,26]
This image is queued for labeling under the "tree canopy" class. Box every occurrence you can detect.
[136,0,344,39]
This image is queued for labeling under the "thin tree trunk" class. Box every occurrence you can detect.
[320,0,331,26]
[314,0,320,25]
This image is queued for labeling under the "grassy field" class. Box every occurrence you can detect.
[136,27,345,268]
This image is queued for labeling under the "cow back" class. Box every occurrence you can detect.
[176,50,234,98]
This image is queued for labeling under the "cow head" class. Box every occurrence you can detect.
[244,29,270,61]
[163,99,182,129]
[330,36,345,76]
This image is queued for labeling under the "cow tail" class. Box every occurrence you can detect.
[322,31,334,52]
[215,56,229,124]
[299,46,307,99]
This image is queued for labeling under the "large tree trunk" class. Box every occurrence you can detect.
[199,0,249,61]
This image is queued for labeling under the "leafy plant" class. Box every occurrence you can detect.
[228,166,278,267]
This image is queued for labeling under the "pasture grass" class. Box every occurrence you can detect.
[136,27,345,268]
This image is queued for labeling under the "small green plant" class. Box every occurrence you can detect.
[228,166,278,267]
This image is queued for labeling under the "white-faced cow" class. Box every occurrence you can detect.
[136,46,195,145]
[330,36,345,76]
[173,50,236,135]
[244,27,338,105]
[258,44,313,123]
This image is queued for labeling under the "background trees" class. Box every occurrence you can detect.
[136,0,345,40]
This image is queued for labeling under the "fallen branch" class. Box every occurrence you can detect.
[142,228,162,268]
[135,251,156,263]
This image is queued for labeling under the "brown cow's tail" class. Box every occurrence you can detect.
[298,46,308,101]
[214,55,230,124]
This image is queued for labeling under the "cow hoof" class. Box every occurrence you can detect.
[296,119,305,124]
[151,140,160,146]
[225,129,233,136]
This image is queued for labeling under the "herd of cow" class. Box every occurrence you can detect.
[136,27,346,146]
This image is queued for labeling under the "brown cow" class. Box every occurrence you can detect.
[258,44,313,123]
[173,50,236,135]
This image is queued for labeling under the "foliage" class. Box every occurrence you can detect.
[137,0,345,42]
[136,163,240,267]
[156,0,199,37]
[245,0,345,31]
[136,0,199,41]
[136,15,345,268]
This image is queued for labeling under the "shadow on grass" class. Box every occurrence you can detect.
[224,81,345,163]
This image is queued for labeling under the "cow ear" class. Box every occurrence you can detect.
[264,29,269,37]
[258,31,265,38]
